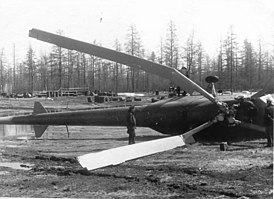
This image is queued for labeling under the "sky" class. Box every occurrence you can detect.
[0,0,273,65]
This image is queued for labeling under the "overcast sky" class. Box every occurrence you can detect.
[0,0,273,64]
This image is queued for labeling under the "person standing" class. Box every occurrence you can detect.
[264,99,274,147]
[176,86,181,97]
[126,105,136,145]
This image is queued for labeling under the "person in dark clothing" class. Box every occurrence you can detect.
[264,99,274,147]
[126,105,136,145]
[226,104,241,126]
[236,97,258,123]
[176,86,181,97]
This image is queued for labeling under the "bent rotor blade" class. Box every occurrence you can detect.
[251,77,273,99]
[29,28,216,104]
[240,122,265,133]
[182,120,214,141]
[77,121,213,171]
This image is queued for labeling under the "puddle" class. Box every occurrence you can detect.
[0,162,33,170]
[0,125,33,139]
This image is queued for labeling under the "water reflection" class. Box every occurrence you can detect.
[0,162,33,170]
[0,125,33,138]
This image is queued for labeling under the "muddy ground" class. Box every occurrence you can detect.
[0,97,273,198]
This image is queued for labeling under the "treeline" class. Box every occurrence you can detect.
[0,22,273,94]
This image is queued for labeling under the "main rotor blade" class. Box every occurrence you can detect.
[251,77,273,99]
[29,28,216,104]
[78,136,185,171]
[240,122,265,133]
[77,121,213,171]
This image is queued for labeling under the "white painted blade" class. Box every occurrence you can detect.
[77,121,214,171]
[77,135,185,171]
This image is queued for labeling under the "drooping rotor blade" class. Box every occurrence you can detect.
[29,28,216,104]
[77,121,213,171]
[251,77,274,99]
[182,120,214,142]
[240,122,265,133]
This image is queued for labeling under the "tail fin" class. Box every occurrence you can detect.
[34,125,48,138]
[33,102,48,138]
[33,101,47,115]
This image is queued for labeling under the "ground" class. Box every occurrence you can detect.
[0,97,273,198]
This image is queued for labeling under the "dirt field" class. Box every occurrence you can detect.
[0,97,273,198]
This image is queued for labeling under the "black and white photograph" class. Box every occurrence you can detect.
[0,0,273,198]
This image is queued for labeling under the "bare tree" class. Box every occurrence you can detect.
[4,25,274,94]
[125,24,142,92]
[40,54,48,90]
[145,52,156,91]
[13,44,16,92]
[164,20,179,69]
[81,53,87,87]
[223,26,238,92]
[0,48,5,93]
[114,39,122,93]
[197,41,204,85]
[217,40,224,88]
[50,30,67,89]
[158,37,164,65]
[25,45,36,93]
[88,40,100,91]
[183,31,197,78]
[240,39,256,90]
[256,39,266,88]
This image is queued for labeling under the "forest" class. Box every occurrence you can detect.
[0,21,273,95]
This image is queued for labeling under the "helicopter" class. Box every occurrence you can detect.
[0,28,270,170]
